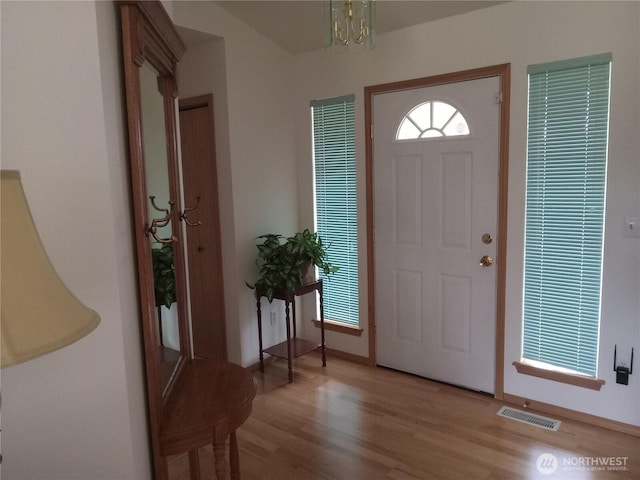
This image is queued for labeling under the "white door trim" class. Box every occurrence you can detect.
[364,64,511,399]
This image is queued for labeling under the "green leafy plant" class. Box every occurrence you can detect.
[152,243,176,308]
[286,229,339,276]
[247,229,338,302]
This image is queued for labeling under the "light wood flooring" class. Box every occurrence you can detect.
[167,353,639,479]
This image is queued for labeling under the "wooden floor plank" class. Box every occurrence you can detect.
[168,354,639,479]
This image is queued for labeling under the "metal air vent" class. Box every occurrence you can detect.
[497,406,561,431]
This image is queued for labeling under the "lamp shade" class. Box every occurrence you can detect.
[1,170,100,368]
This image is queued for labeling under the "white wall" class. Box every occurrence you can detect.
[1,1,150,478]
[292,1,640,426]
[172,2,298,366]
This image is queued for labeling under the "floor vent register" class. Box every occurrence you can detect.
[496,406,561,431]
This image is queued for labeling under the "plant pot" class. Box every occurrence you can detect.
[301,261,316,285]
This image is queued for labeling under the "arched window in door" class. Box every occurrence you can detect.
[396,100,470,140]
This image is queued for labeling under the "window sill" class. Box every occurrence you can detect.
[312,319,363,337]
[513,361,605,391]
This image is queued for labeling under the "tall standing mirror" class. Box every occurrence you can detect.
[119,1,189,477]
[121,4,257,479]
[139,62,183,388]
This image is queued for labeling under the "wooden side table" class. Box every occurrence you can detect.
[256,278,326,382]
[160,359,257,479]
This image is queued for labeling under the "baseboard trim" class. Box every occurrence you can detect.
[502,393,640,437]
[325,347,370,365]
[247,348,370,371]
[246,355,279,372]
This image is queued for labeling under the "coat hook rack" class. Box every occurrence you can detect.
[146,196,177,244]
[181,194,202,227]
[613,345,634,385]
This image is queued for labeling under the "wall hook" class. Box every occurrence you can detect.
[146,196,177,244]
[181,194,202,227]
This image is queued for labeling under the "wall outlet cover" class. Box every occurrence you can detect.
[624,217,640,237]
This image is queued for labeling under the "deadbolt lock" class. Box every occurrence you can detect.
[482,233,493,244]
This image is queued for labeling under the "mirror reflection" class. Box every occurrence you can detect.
[139,62,181,384]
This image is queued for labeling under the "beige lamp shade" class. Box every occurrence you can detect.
[1,170,100,368]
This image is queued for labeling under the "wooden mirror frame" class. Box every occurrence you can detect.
[119,1,189,476]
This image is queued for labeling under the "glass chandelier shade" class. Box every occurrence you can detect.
[327,0,376,51]
[1,170,100,368]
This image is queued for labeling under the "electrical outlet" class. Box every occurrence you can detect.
[624,217,640,237]
[269,311,277,325]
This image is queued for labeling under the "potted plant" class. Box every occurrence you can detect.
[247,229,338,302]
[151,243,176,308]
[285,229,339,281]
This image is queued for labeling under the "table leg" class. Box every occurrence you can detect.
[319,282,326,367]
[229,431,240,480]
[188,449,201,480]
[292,296,297,338]
[213,441,226,480]
[256,294,264,372]
[285,300,293,383]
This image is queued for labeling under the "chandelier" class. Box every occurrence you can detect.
[327,0,376,50]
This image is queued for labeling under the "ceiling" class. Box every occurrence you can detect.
[212,1,506,53]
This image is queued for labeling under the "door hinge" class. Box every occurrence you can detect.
[494,92,503,104]
[370,123,374,140]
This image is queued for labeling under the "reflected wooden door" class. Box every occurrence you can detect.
[179,94,227,360]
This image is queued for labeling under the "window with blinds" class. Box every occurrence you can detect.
[311,95,359,326]
[523,54,611,377]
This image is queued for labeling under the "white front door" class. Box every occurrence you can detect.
[373,76,500,393]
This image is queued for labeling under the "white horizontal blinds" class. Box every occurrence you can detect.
[311,95,359,326]
[523,54,611,376]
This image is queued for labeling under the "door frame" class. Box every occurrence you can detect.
[364,64,511,399]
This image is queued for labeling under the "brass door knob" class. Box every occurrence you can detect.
[480,255,493,267]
